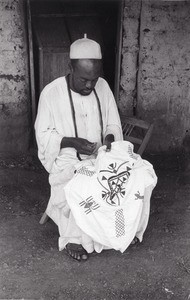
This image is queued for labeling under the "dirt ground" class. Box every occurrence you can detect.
[0,151,190,300]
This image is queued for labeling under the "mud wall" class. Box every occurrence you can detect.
[1,0,190,154]
[119,0,141,116]
[0,0,30,153]
[120,0,190,152]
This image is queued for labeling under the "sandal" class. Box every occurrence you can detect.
[65,243,89,261]
[131,237,139,245]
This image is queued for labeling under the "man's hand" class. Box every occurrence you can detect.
[104,134,114,152]
[61,137,97,155]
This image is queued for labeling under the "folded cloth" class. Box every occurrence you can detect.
[64,141,157,253]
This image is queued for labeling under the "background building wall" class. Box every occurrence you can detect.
[120,0,190,152]
[0,0,30,154]
[1,0,190,154]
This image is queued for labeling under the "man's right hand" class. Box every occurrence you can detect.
[61,137,97,155]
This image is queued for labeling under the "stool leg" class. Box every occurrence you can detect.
[39,212,49,225]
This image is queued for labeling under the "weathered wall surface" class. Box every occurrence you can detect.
[120,0,190,152]
[138,0,190,152]
[119,0,141,116]
[0,0,30,153]
[1,0,189,154]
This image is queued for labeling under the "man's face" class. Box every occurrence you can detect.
[70,59,102,96]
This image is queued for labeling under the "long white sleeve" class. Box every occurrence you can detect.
[35,89,63,173]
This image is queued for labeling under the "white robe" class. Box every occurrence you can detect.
[35,76,124,252]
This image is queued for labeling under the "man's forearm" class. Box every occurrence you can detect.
[61,137,74,149]
[61,137,97,155]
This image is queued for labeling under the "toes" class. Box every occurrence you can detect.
[70,250,81,261]
[65,244,88,261]
[131,237,139,245]
[71,251,80,261]
[81,254,88,260]
[75,253,81,261]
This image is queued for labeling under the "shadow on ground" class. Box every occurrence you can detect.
[0,151,190,300]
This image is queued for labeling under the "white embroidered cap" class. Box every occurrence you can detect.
[70,34,102,59]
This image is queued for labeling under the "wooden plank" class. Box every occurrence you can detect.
[26,0,36,126]
[33,16,71,92]
[34,26,43,49]
[123,135,142,145]
[138,124,154,155]
[40,51,70,89]
[120,115,150,129]
[33,17,70,48]
[66,16,103,46]
[39,212,49,225]
[42,47,69,53]
[122,123,135,136]
[39,47,44,92]
[33,13,101,18]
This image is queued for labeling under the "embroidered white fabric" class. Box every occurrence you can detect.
[64,141,157,253]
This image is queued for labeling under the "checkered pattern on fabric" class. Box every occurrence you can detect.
[115,209,125,238]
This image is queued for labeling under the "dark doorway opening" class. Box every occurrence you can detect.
[27,0,123,124]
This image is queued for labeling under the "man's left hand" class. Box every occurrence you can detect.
[104,134,114,152]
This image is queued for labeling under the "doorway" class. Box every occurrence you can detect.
[27,0,123,124]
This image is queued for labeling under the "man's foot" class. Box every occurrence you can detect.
[65,243,88,261]
[131,237,139,245]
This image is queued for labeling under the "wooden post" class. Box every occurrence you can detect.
[39,212,49,225]
[26,0,36,126]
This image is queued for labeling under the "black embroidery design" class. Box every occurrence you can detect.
[135,191,144,201]
[128,145,138,160]
[79,196,100,215]
[97,161,131,206]
[76,166,96,177]
[115,209,125,237]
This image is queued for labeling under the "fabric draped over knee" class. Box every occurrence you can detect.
[46,141,157,253]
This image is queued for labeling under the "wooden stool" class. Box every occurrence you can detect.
[120,115,154,156]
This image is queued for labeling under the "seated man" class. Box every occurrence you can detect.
[35,35,123,261]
